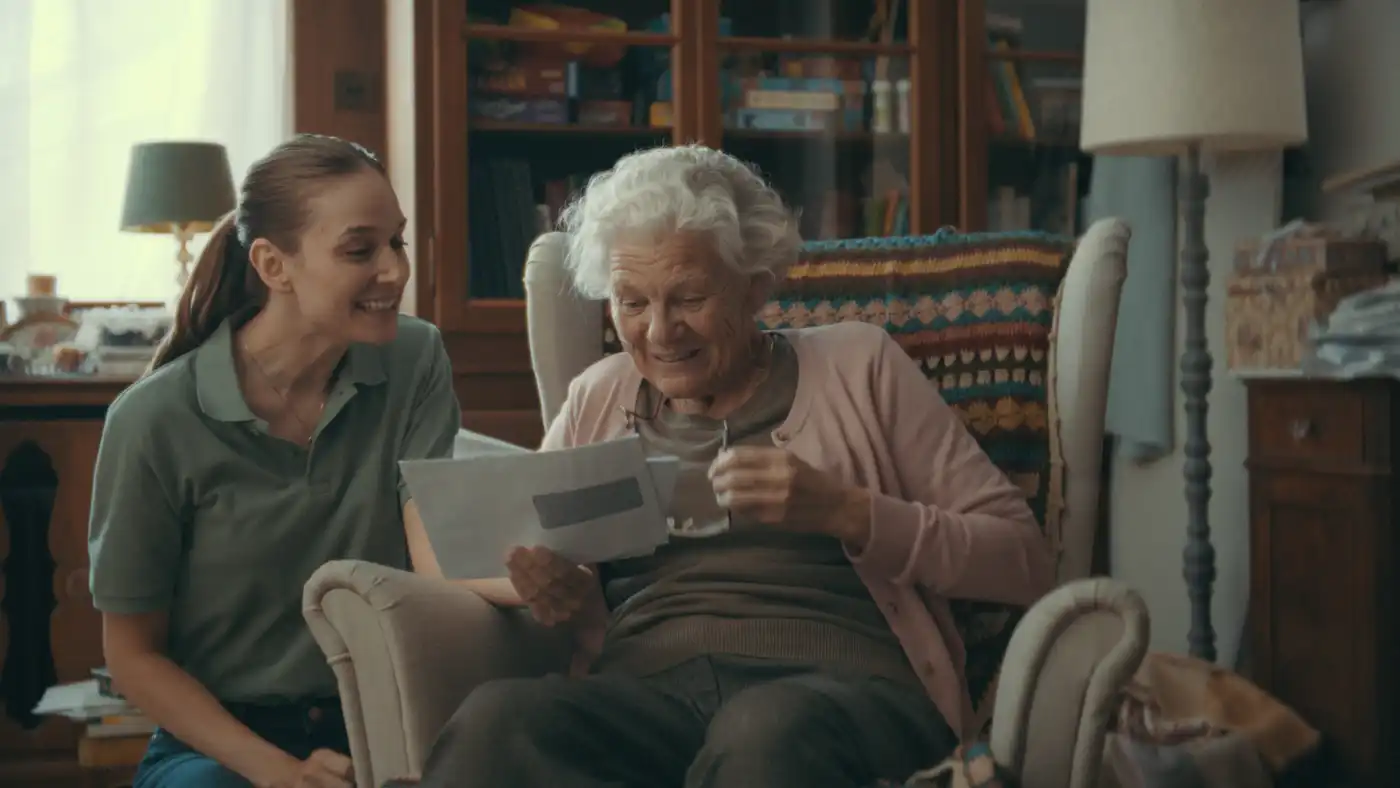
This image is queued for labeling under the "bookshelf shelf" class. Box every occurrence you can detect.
[986,49,1082,64]
[723,129,909,143]
[716,36,912,55]
[990,136,1081,149]
[470,120,670,136]
[462,23,678,46]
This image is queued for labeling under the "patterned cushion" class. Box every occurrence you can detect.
[601,230,1075,718]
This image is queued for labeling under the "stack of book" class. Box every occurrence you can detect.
[31,667,156,739]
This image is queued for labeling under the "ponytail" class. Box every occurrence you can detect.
[146,212,265,373]
[144,134,384,375]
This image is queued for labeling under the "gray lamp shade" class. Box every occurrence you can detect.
[120,141,237,234]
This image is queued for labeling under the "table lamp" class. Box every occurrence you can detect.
[1080,0,1308,662]
[120,141,237,287]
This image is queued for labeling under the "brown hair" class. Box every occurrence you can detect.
[147,134,386,373]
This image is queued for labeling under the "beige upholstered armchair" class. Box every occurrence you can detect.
[303,220,1148,788]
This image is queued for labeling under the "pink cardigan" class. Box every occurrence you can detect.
[541,321,1056,738]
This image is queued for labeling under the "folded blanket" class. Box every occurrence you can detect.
[1104,731,1271,788]
[1116,652,1319,773]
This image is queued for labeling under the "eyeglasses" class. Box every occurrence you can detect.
[622,398,734,535]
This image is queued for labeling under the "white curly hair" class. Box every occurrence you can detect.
[557,145,802,300]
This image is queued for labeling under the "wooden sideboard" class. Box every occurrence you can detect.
[1246,378,1399,787]
[0,377,136,787]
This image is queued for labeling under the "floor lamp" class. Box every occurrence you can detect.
[1079,0,1309,662]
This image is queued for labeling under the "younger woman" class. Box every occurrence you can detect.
[89,135,461,787]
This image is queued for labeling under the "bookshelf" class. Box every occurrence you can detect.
[956,0,1090,234]
[411,0,963,446]
[410,1,1089,444]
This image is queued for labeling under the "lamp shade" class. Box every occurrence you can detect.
[120,141,236,233]
[1080,0,1308,156]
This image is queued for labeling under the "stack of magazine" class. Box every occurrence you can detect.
[31,667,156,739]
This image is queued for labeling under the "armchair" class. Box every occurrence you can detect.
[304,220,1148,788]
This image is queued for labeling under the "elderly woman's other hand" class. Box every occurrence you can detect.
[505,546,607,627]
[708,446,873,548]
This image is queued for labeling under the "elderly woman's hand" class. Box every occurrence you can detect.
[505,546,607,627]
[708,447,872,547]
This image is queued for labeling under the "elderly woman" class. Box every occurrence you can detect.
[417,145,1055,788]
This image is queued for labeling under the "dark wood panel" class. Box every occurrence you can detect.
[291,0,388,158]
[443,332,534,375]
[0,420,109,781]
[453,374,539,413]
[1246,379,1400,787]
[462,409,544,449]
[0,380,131,410]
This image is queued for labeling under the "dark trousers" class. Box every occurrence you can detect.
[132,699,349,788]
[418,655,956,788]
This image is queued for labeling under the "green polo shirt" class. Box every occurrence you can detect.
[88,315,460,703]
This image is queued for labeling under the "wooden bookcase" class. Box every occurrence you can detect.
[409,0,1084,446]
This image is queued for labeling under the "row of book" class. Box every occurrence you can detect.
[986,161,1085,237]
[31,667,156,739]
[986,13,1082,145]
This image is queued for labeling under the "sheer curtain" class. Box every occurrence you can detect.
[0,0,291,308]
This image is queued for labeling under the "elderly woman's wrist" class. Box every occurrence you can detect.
[828,487,873,548]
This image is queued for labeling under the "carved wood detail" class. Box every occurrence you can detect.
[0,440,59,730]
[0,417,106,775]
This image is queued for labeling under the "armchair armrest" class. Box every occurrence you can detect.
[990,577,1150,788]
[303,561,572,788]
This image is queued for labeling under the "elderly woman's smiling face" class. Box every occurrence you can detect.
[609,232,767,403]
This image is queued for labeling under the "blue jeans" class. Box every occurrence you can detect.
[132,699,350,788]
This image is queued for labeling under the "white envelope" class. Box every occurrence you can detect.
[402,434,678,579]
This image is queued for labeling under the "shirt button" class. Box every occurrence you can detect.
[307,707,323,722]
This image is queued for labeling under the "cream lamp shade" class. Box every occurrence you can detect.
[1080,0,1308,156]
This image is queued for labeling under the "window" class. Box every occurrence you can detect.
[0,0,291,308]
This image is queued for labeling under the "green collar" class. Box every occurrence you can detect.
[194,319,387,423]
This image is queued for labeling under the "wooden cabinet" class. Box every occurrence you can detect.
[1246,379,1399,787]
[0,380,134,786]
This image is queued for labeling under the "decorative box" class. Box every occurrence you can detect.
[1226,268,1388,373]
[1227,228,1389,373]
[1233,229,1386,275]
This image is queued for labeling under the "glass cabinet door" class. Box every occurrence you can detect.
[702,0,954,240]
[441,0,681,330]
[969,0,1090,234]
